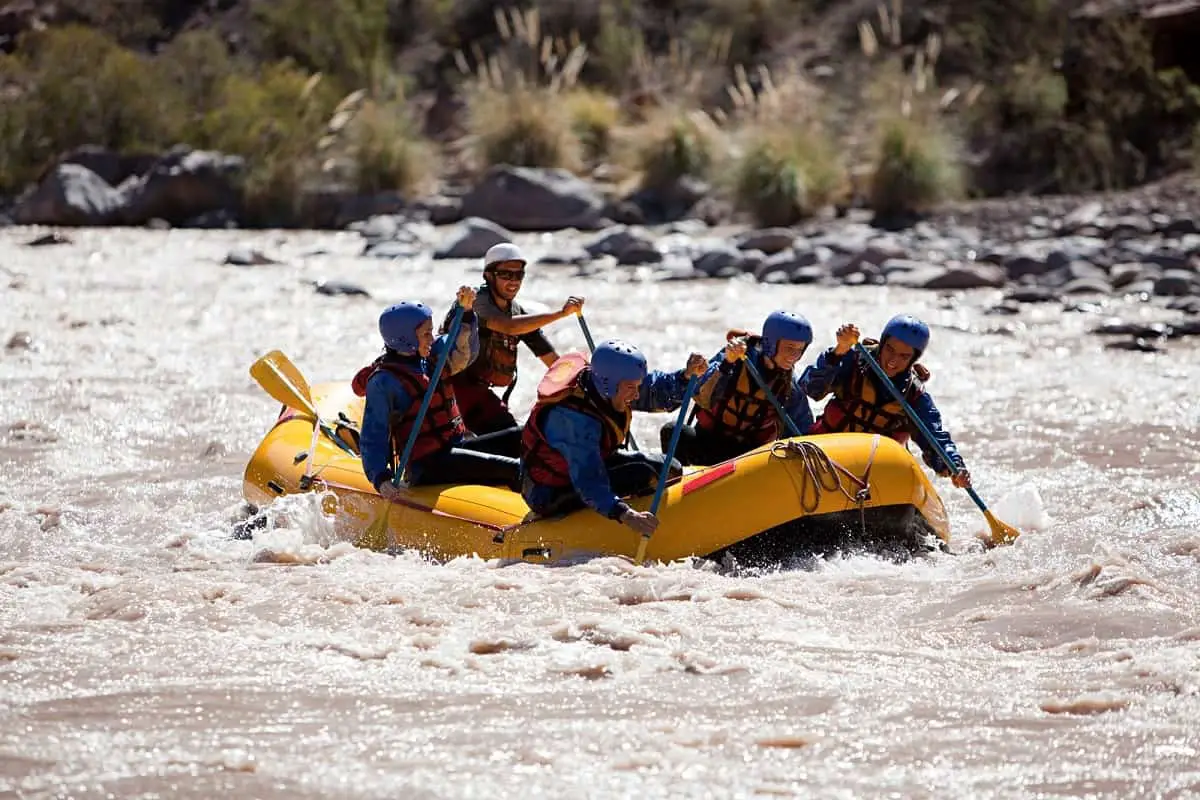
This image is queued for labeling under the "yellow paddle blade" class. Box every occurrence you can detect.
[354,502,392,551]
[984,510,1022,547]
[263,349,312,400]
[633,534,650,565]
[249,350,318,419]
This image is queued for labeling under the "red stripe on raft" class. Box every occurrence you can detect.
[682,461,736,495]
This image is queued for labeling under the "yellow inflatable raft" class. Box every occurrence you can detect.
[241,378,951,566]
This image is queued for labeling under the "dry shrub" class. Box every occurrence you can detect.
[725,65,844,225]
[456,7,588,172]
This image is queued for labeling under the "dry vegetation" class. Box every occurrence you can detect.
[1,0,1198,225]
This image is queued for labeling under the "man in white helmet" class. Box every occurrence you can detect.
[441,242,584,457]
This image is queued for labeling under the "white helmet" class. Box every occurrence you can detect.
[484,242,527,270]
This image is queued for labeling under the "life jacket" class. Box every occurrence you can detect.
[520,357,630,490]
[351,352,466,464]
[443,284,520,388]
[695,336,793,447]
[811,341,927,443]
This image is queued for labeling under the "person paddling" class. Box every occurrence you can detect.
[442,242,584,457]
[803,314,971,488]
[661,310,816,466]
[355,288,519,497]
[520,340,710,537]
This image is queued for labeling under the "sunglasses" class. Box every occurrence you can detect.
[491,268,526,281]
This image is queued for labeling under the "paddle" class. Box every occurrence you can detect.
[249,350,357,476]
[634,373,699,565]
[358,304,468,551]
[854,343,1021,546]
[576,312,639,452]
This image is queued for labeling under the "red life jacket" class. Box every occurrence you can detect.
[443,285,520,388]
[810,343,926,443]
[351,354,466,464]
[521,361,630,490]
[695,337,793,447]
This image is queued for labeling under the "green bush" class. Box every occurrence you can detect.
[255,0,390,92]
[868,115,961,217]
[0,26,183,192]
[464,86,581,172]
[345,100,439,195]
[634,110,718,189]
[564,89,621,165]
[731,126,843,226]
[202,62,338,223]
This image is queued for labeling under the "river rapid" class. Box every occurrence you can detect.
[2,226,1198,799]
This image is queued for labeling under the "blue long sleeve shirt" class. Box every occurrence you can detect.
[694,345,814,436]
[530,366,713,517]
[360,314,479,489]
[801,347,964,472]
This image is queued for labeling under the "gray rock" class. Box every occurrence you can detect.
[363,240,422,260]
[411,195,463,226]
[891,263,1006,290]
[584,227,657,259]
[1166,297,1200,314]
[878,258,928,277]
[1101,215,1154,240]
[118,147,244,226]
[1168,318,1200,337]
[734,228,796,255]
[224,247,279,266]
[1004,286,1060,304]
[693,245,744,277]
[354,214,400,241]
[1122,279,1157,297]
[1142,252,1192,272]
[617,245,664,266]
[1039,260,1108,289]
[537,249,591,266]
[1154,270,1200,297]
[432,217,513,260]
[1091,320,1172,337]
[1104,337,1164,353]
[25,232,72,247]
[13,164,125,226]
[1162,217,1199,236]
[1060,201,1103,232]
[1061,277,1112,295]
[1110,262,1151,289]
[313,279,370,297]
[788,264,827,284]
[1003,253,1054,280]
[461,165,605,231]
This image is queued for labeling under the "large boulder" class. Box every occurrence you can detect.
[460,166,606,231]
[12,164,126,226]
[118,147,244,225]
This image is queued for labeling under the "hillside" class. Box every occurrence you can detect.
[2,0,1199,227]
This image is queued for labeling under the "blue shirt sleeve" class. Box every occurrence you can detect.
[785,376,815,435]
[801,347,851,400]
[908,391,965,473]
[360,371,414,490]
[632,361,720,413]
[543,407,621,517]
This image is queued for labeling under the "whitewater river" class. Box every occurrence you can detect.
[2,226,1198,799]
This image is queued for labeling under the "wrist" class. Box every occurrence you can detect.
[609,500,632,521]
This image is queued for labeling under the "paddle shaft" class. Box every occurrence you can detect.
[651,374,698,515]
[392,305,466,487]
[577,313,639,452]
[636,374,699,564]
[853,343,988,514]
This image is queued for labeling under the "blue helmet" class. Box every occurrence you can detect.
[762,310,814,358]
[589,339,648,399]
[880,314,930,358]
[379,301,433,354]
